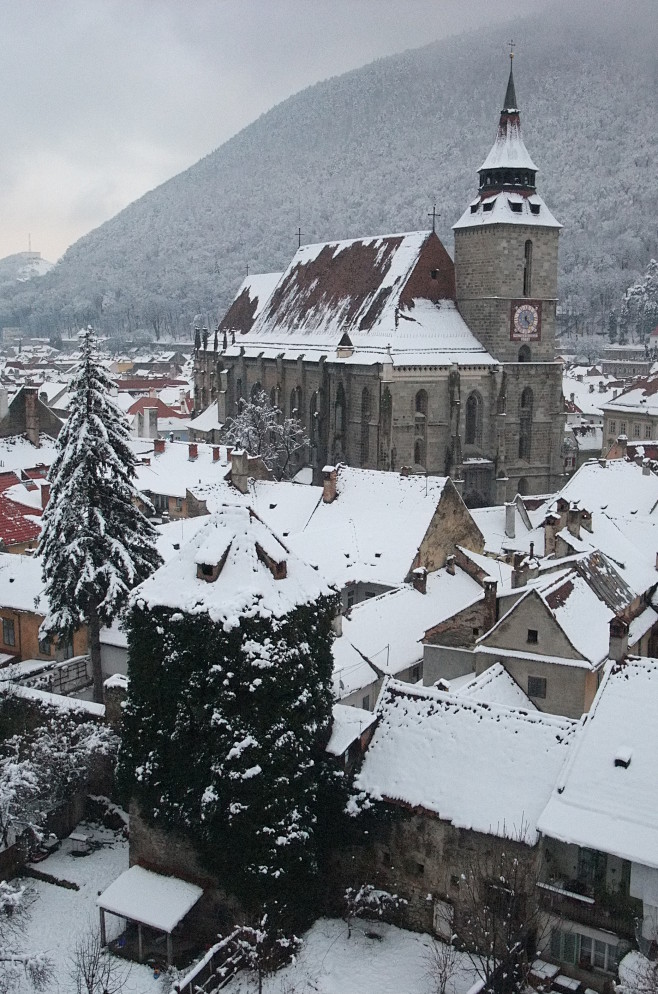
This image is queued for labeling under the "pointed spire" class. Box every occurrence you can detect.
[503,51,518,112]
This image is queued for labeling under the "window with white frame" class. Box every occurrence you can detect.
[550,926,623,974]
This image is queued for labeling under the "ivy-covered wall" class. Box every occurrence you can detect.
[118,591,339,928]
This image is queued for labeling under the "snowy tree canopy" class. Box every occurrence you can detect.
[220,389,309,480]
[620,259,658,342]
[38,326,162,699]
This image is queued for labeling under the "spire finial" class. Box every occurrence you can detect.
[503,41,518,112]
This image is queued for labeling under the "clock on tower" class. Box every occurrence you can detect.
[510,300,542,342]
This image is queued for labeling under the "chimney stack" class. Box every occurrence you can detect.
[504,502,516,539]
[483,578,498,631]
[445,555,456,576]
[41,482,50,510]
[608,617,629,662]
[511,551,528,588]
[643,459,651,476]
[322,465,337,504]
[226,446,234,462]
[412,566,427,594]
[154,437,165,454]
[24,387,39,447]
[212,446,220,462]
[231,449,249,494]
[567,505,581,539]
[188,442,198,460]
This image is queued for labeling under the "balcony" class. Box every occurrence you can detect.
[538,880,641,940]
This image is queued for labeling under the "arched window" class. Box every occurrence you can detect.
[235,377,243,411]
[414,439,425,467]
[290,386,302,418]
[415,390,428,417]
[517,476,529,496]
[335,383,346,434]
[518,345,531,362]
[465,391,483,446]
[309,391,319,446]
[519,387,533,461]
[360,388,371,465]
[523,239,533,297]
[250,381,262,402]
[269,386,277,409]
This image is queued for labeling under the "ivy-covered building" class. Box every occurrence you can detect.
[118,504,339,935]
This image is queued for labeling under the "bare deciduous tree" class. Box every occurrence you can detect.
[0,880,52,993]
[426,936,460,994]
[69,928,131,994]
[220,389,309,480]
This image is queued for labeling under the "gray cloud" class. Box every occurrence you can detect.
[0,0,542,261]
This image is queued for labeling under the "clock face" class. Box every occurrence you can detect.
[511,301,541,341]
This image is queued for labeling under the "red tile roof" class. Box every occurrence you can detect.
[0,495,41,547]
[127,397,187,418]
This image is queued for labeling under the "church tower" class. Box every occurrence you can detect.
[453,53,565,497]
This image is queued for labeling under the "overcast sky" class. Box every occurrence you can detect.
[0,0,540,263]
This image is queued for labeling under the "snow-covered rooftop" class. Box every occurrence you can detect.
[97,865,202,933]
[601,371,658,415]
[339,567,483,675]
[0,552,46,612]
[327,703,376,757]
[453,662,537,711]
[354,679,575,844]
[538,657,658,868]
[133,505,334,628]
[133,439,232,499]
[453,192,560,230]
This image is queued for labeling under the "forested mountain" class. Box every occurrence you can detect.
[3,2,656,339]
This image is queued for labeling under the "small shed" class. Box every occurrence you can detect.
[97,865,203,966]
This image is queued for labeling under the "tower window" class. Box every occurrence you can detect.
[360,388,371,465]
[415,390,428,417]
[518,345,531,362]
[523,240,533,297]
[530,203,541,215]
[519,387,533,461]
[483,200,495,212]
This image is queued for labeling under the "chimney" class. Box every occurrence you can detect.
[231,449,249,494]
[580,509,592,533]
[41,482,50,509]
[643,459,651,476]
[322,465,337,504]
[154,437,165,454]
[608,617,629,662]
[226,446,234,462]
[543,513,559,556]
[504,501,516,539]
[511,551,528,588]
[617,434,628,455]
[399,466,411,477]
[0,388,8,420]
[570,392,575,403]
[567,505,581,539]
[598,458,607,468]
[212,446,220,462]
[589,383,595,393]
[483,578,498,631]
[188,442,198,460]
[24,387,39,447]
[445,555,456,576]
[412,566,427,594]
[599,381,606,393]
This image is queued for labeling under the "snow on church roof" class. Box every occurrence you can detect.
[354,679,575,844]
[218,271,283,337]
[453,192,561,230]
[538,657,658,869]
[478,113,538,173]
[133,505,333,628]
[219,232,495,367]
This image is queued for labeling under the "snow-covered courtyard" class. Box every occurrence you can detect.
[15,820,480,994]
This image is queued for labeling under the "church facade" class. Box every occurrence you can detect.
[194,60,565,506]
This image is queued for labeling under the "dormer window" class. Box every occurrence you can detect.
[470,203,479,214]
[530,202,540,215]
[508,200,523,214]
[197,561,221,583]
[483,200,495,213]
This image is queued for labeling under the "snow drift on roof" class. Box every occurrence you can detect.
[538,657,658,868]
[354,679,575,844]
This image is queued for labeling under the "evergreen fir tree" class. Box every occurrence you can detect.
[38,326,162,701]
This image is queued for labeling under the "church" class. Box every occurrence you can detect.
[194,57,565,506]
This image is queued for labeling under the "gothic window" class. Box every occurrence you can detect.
[360,387,371,465]
[335,383,346,434]
[250,381,262,401]
[380,387,392,468]
[415,390,428,418]
[519,387,533,461]
[270,387,277,409]
[290,386,302,418]
[518,345,531,362]
[414,439,425,466]
[523,239,533,297]
[465,391,483,446]
[309,391,319,446]
[235,377,243,411]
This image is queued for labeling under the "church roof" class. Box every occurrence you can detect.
[219,231,496,367]
[218,271,283,337]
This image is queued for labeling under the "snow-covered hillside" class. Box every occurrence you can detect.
[2,2,656,337]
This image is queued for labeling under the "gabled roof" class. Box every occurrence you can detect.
[218,231,495,367]
[538,657,658,868]
[601,370,658,414]
[353,678,575,844]
[126,396,186,419]
[218,271,283,337]
[453,662,537,711]
[0,495,41,547]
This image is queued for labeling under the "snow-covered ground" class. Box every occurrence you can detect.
[226,918,480,994]
[15,823,162,994]
[16,824,480,994]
